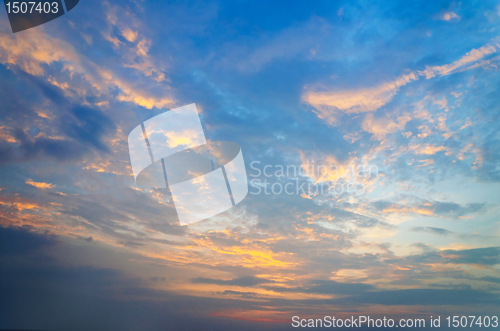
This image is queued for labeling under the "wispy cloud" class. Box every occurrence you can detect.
[25,179,56,190]
[303,40,500,122]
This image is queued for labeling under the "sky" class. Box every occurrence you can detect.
[0,0,500,330]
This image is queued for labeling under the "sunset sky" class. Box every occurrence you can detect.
[0,0,499,330]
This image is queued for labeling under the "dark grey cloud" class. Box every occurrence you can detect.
[54,187,185,240]
[0,226,56,257]
[0,65,116,164]
[218,290,260,299]
[265,279,374,295]
[410,242,434,252]
[61,200,132,227]
[410,247,500,266]
[411,226,453,236]
[63,105,116,152]
[475,276,500,285]
[0,227,287,331]
[427,283,472,290]
[432,202,486,217]
[372,198,486,218]
[477,136,500,182]
[325,288,500,306]
[0,127,86,164]
[192,276,273,287]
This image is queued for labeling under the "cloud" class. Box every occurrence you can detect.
[440,12,460,21]
[0,28,77,76]
[409,246,500,266]
[0,22,173,110]
[265,279,374,295]
[362,113,412,140]
[64,106,116,152]
[304,40,500,120]
[375,199,486,218]
[223,17,332,74]
[411,226,453,236]
[217,290,260,299]
[419,44,498,79]
[432,202,486,217]
[26,180,56,190]
[327,288,499,306]
[121,29,139,43]
[0,75,117,163]
[99,70,174,109]
[102,2,168,83]
[408,143,447,155]
[191,276,273,287]
[1,2,500,326]
[0,128,89,164]
[0,126,16,143]
[0,227,275,331]
[305,73,418,115]
[0,226,56,257]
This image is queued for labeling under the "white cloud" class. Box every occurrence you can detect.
[418,44,497,79]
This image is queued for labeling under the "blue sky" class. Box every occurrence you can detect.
[0,0,500,329]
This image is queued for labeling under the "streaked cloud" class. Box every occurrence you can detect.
[25,179,56,190]
[303,40,500,122]
[304,73,418,116]
[412,226,453,236]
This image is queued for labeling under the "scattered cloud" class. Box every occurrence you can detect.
[362,113,411,140]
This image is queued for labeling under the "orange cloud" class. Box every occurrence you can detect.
[0,196,40,211]
[99,70,174,109]
[121,29,138,42]
[0,15,172,110]
[0,126,16,143]
[210,309,291,323]
[304,73,418,116]
[0,29,77,76]
[362,113,412,140]
[408,143,447,155]
[304,40,500,122]
[26,179,56,190]
[382,204,434,216]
